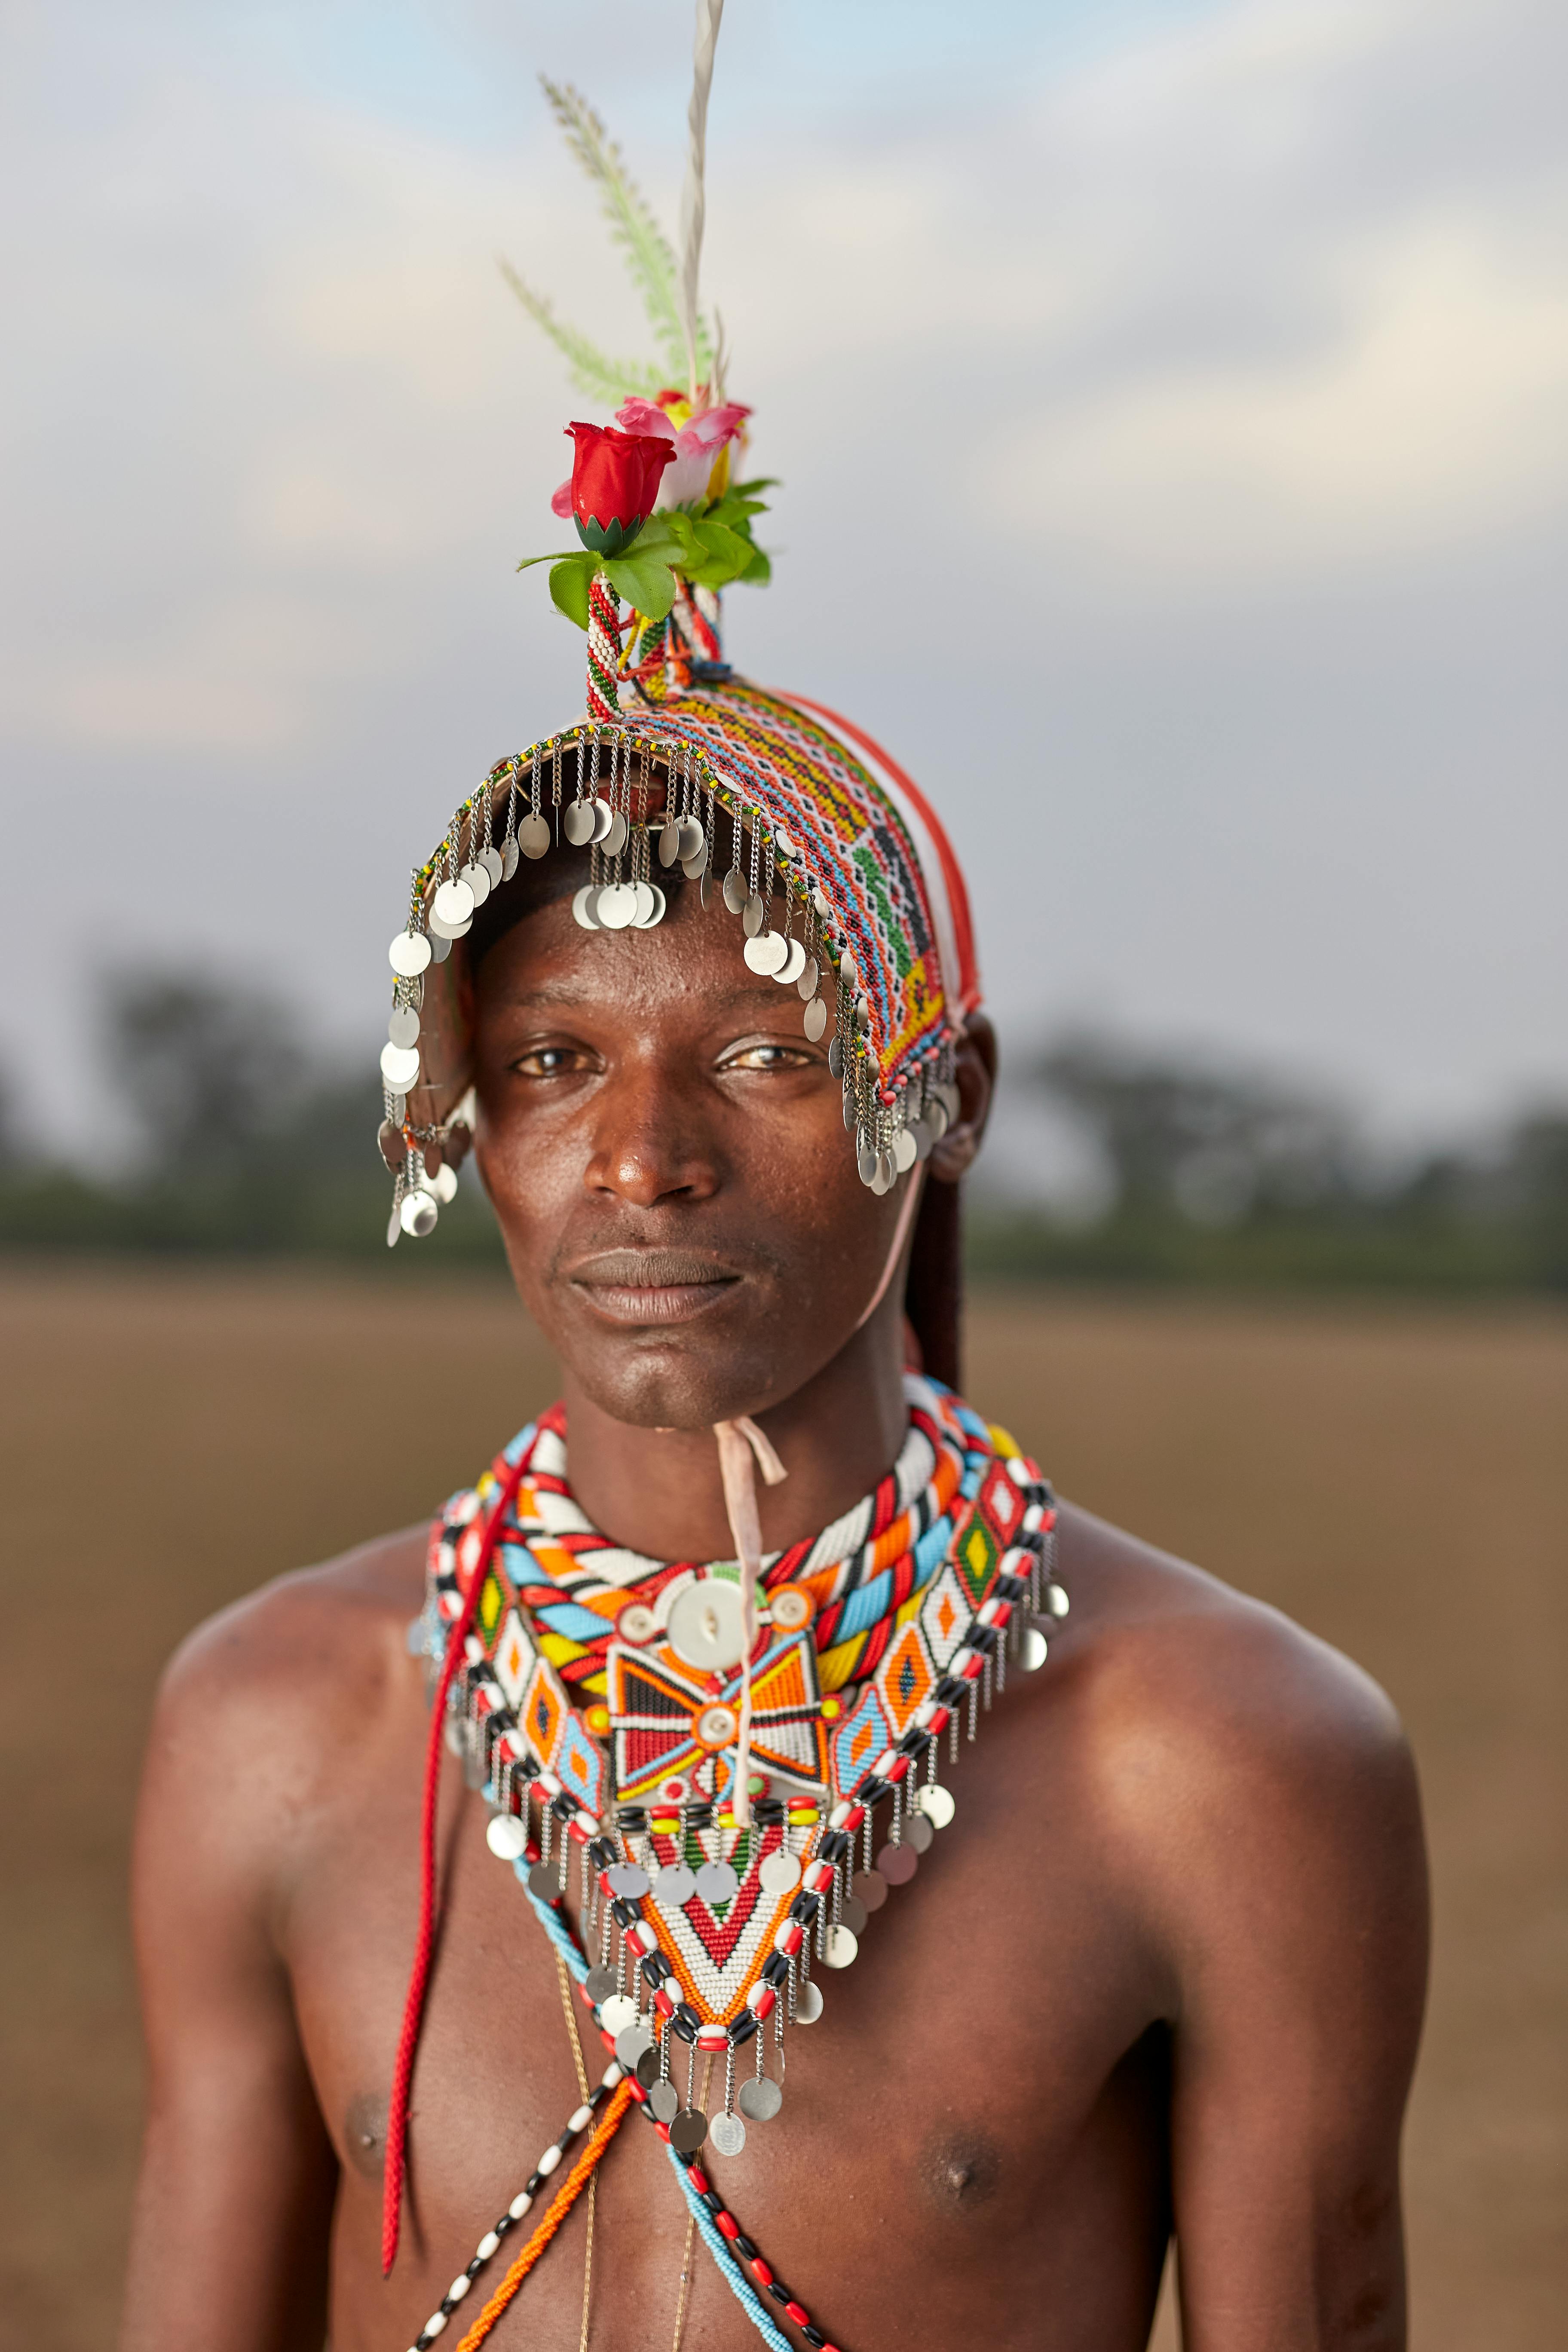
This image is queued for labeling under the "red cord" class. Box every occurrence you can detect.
[381,1449,531,2275]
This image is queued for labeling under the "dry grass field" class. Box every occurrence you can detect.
[0,1264,1563,2349]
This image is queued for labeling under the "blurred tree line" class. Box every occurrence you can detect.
[0,970,501,1261]
[0,973,1565,1289]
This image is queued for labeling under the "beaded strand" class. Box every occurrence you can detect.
[403,2060,628,2351]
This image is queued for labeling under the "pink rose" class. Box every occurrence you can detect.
[614,396,751,507]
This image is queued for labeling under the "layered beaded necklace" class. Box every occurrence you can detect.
[392,1376,1063,2350]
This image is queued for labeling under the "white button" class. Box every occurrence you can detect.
[666,1575,747,1671]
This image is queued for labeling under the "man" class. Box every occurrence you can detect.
[121,741,1428,2350]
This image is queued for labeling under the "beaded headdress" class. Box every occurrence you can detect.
[374,24,980,1247]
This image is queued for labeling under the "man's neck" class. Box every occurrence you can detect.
[558,1294,913,1563]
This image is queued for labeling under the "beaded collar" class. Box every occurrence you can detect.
[395,1384,1064,2348]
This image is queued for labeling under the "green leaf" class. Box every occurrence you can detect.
[692,519,750,570]
[738,545,772,585]
[628,516,689,565]
[540,80,714,386]
[496,260,664,406]
[548,556,595,629]
[516,549,580,572]
[602,549,677,622]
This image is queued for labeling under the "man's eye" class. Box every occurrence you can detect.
[512,1047,583,1077]
[723,1043,811,1072]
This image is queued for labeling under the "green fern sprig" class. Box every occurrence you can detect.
[496,260,665,406]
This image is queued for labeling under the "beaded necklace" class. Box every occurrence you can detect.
[392,1378,1065,2349]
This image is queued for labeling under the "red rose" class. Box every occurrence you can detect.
[565,422,676,557]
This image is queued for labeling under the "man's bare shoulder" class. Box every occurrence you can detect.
[148,1527,428,1815]
[1049,1501,1425,1991]
[1057,1497,1409,1777]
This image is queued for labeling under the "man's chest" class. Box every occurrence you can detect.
[284,1680,1172,2351]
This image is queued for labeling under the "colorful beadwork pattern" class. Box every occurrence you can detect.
[403,1385,1063,2349]
[420,1376,1058,2051]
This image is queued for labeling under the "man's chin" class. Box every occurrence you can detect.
[559,1326,790,1434]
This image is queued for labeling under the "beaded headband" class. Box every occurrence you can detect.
[374,59,980,1246]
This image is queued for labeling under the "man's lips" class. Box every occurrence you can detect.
[567,1249,744,1326]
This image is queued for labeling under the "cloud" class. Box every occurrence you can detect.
[1,0,1563,1153]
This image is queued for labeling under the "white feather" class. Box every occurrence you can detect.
[678,0,725,404]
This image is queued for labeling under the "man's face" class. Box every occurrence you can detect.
[469,881,910,1431]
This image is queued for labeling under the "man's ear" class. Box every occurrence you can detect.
[929,1013,995,1184]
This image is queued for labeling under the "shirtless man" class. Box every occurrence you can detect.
[120,813,1428,2350]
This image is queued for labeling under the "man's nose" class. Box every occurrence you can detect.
[583,1060,720,1209]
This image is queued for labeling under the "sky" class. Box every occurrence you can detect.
[3,0,1565,1182]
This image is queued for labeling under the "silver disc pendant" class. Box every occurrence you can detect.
[387,1002,420,1048]
[585,1966,619,2005]
[796,955,819,1001]
[571,884,602,930]
[851,1868,887,1913]
[459,860,490,906]
[654,1863,697,1908]
[432,877,475,928]
[677,817,705,862]
[485,1813,527,1860]
[501,836,520,880]
[636,2045,662,2089]
[602,811,628,858]
[774,938,807,986]
[634,883,666,929]
[894,1128,919,1173]
[904,1811,935,1854]
[614,2022,655,2070]
[389,930,432,978]
[670,2110,710,2156]
[528,1862,563,1903]
[666,1576,747,1671]
[916,1783,956,1829]
[738,2073,784,2121]
[877,1843,918,1886]
[743,931,784,975]
[742,894,765,937]
[590,795,615,844]
[908,1117,934,1162]
[926,1095,950,1140]
[518,812,551,859]
[611,2013,653,2070]
[828,1035,843,1077]
[709,2112,747,2158]
[606,1862,651,1899]
[596,882,637,930]
[803,996,828,1042]
[822,1925,859,1969]
[563,800,595,847]
[649,2079,680,2123]
[682,854,707,882]
[658,821,680,868]
[793,1977,824,2022]
[839,1894,870,1936]
[758,1850,800,1896]
[481,844,505,885]
[597,1994,638,2035]
[695,1858,740,1906]
[723,869,747,914]
[381,1042,421,1090]
[430,931,452,962]
[857,1143,879,1185]
[630,880,655,926]
[1020,1623,1050,1670]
